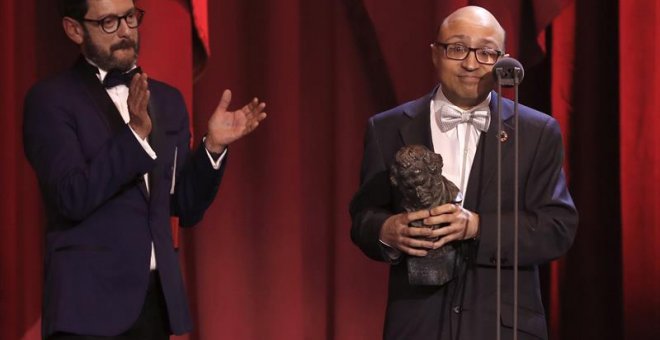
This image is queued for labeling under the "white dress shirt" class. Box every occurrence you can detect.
[430,87,491,202]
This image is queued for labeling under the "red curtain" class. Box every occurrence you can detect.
[549,3,575,338]
[620,0,660,338]
[3,0,660,339]
[0,1,42,338]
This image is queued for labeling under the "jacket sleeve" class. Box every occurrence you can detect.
[349,117,396,262]
[168,90,225,227]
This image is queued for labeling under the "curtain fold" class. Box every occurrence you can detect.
[619,1,660,339]
[549,3,575,339]
[0,1,42,339]
[3,0,660,339]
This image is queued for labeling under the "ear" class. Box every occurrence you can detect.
[431,43,439,69]
[62,17,85,45]
[503,53,510,58]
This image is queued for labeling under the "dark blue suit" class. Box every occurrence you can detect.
[350,89,578,339]
[23,58,225,337]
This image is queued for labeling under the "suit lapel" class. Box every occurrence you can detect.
[463,91,515,210]
[399,90,435,150]
[72,57,150,200]
[72,58,126,134]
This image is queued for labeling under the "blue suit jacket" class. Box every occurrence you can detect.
[350,89,578,340]
[23,58,225,337]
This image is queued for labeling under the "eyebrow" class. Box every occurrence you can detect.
[442,35,501,48]
[90,7,136,20]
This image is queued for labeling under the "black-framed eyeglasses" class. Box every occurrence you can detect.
[432,42,503,65]
[81,8,145,34]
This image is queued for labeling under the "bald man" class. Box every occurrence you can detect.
[350,6,577,339]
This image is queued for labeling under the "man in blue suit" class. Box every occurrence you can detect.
[350,6,577,340]
[23,0,266,338]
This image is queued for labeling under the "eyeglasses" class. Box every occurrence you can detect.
[432,42,503,65]
[81,8,145,34]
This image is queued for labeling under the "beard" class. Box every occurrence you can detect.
[82,29,140,72]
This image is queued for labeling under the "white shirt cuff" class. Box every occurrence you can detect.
[202,137,226,170]
[129,126,157,159]
[205,148,226,170]
[379,239,402,261]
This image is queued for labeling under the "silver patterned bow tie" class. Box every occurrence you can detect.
[439,105,490,132]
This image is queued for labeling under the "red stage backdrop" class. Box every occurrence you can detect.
[620,0,660,338]
[2,0,660,339]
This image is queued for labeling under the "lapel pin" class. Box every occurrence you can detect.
[499,130,509,142]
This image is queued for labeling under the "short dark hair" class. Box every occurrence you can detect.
[57,0,89,19]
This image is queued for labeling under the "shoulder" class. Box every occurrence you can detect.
[25,68,80,103]
[369,94,430,130]
[146,78,190,123]
[498,95,560,133]
[145,78,189,117]
[147,78,182,97]
[498,98,565,152]
[517,103,563,138]
[147,78,186,104]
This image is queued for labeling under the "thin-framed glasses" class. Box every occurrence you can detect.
[432,42,503,65]
[81,8,145,34]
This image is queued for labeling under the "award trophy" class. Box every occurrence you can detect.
[390,145,463,286]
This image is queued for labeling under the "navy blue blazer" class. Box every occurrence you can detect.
[23,58,225,337]
[350,89,578,340]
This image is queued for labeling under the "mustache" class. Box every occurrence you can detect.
[110,39,137,52]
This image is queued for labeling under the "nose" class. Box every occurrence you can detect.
[461,50,480,70]
[116,17,132,37]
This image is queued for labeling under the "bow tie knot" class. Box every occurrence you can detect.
[103,67,142,88]
[439,105,490,132]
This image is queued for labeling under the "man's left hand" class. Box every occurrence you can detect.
[424,203,480,249]
[205,89,267,153]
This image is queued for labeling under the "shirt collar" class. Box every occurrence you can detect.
[432,85,492,114]
[85,58,137,83]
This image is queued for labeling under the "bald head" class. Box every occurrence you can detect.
[438,6,505,50]
[431,6,506,109]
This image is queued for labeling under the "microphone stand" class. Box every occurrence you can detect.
[494,58,524,340]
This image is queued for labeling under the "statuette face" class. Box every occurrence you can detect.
[390,145,461,211]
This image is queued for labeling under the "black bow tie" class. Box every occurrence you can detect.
[103,67,142,88]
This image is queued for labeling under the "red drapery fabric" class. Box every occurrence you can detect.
[549,3,575,339]
[620,1,660,338]
[0,1,42,338]
[3,0,660,339]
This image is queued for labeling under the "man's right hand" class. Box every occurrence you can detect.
[127,72,152,139]
[380,209,435,256]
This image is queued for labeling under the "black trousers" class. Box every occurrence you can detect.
[48,271,171,340]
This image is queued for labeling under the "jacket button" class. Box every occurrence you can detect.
[489,256,509,265]
[453,306,462,314]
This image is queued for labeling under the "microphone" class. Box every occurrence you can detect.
[491,55,524,340]
[492,57,524,87]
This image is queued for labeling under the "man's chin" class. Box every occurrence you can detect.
[111,51,138,70]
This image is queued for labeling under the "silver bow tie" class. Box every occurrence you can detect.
[439,105,490,132]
